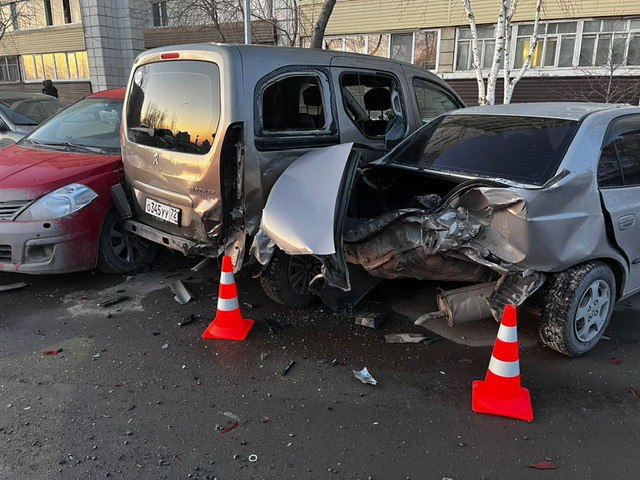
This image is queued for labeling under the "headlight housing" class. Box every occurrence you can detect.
[18,183,98,221]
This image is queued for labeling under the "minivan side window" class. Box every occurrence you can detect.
[261,75,326,132]
[340,72,404,138]
[126,60,221,155]
[413,78,460,124]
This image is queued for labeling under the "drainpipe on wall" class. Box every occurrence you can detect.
[244,0,251,44]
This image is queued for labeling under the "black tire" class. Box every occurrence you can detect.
[259,249,321,308]
[97,210,158,274]
[539,261,616,357]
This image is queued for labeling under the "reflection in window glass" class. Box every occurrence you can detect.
[579,36,595,65]
[413,78,459,124]
[76,52,89,78]
[54,53,69,79]
[35,55,44,79]
[325,38,343,51]
[367,34,389,57]
[558,36,575,66]
[126,60,221,155]
[629,35,640,65]
[42,54,55,79]
[68,53,78,77]
[344,36,365,54]
[414,31,438,70]
[615,132,640,186]
[597,143,623,188]
[390,34,413,63]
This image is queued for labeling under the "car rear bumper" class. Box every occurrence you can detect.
[121,219,198,255]
[0,207,104,274]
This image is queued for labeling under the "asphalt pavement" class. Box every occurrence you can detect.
[1,251,639,479]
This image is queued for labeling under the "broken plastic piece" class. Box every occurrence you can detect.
[355,312,386,329]
[385,333,434,344]
[43,348,62,355]
[353,367,377,385]
[220,422,238,434]
[0,282,27,292]
[281,360,295,376]
[170,280,194,305]
[178,314,198,327]
[191,257,214,272]
[528,461,558,470]
[101,296,130,308]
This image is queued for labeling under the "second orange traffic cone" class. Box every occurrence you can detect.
[202,256,254,341]
[472,304,533,422]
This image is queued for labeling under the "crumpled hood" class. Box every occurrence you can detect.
[0,144,121,201]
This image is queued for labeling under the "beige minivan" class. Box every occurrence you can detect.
[115,44,463,307]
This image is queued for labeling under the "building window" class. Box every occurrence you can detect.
[62,0,72,23]
[323,32,439,71]
[22,51,89,81]
[9,2,19,30]
[414,30,439,70]
[0,56,20,83]
[456,25,501,70]
[152,1,168,27]
[44,0,53,26]
[515,21,577,68]
[580,18,640,67]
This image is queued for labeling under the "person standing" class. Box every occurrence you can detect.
[42,79,58,98]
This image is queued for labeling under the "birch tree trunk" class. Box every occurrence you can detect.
[462,0,487,105]
[310,0,337,49]
[485,1,510,105]
[503,0,543,103]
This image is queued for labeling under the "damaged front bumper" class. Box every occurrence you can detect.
[0,206,104,274]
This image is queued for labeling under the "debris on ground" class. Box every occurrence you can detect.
[220,422,238,434]
[100,296,130,308]
[223,411,240,421]
[610,357,622,365]
[355,312,386,329]
[161,343,169,349]
[384,333,437,344]
[170,280,194,305]
[281,360,296,376]
[248,454,258,462]
[260,352,269,361]
[43,348,63,356]
[528,461,558,470]
[266,319,288,336]
[0,282,28,293]
[191,257,214,272]
[178,313,199,327]
[630,387,640,400]
[353,367,377,385]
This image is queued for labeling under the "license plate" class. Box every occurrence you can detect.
[145,198,181,226]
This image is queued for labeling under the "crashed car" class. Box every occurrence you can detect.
[0,88,155,274]
[254,102,640,357]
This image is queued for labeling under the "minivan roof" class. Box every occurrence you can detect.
[136,43,457,100]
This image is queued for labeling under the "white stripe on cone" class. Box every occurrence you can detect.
[488,356,520,378]
[217,296,240,312]
[220,271,235,285]
[496,324,518,343]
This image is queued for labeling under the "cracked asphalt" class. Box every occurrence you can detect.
[1,251,639,479]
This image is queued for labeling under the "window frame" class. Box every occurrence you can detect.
[323,30,440,72]
[62,0,73,24]
[20,51,90,82]
[0,56,21,83]
[338,69,407,141]
[254,67,338,151]
[43,0,53,26]
[599,115,640,189]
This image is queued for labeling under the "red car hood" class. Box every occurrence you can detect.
[0,144,121,201]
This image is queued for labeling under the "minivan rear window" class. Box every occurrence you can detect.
[126,60,220,155]
[387,114,579,185]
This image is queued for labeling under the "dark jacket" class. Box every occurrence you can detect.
[42,80,58,98]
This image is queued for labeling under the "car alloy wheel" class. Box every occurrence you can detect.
[109,220,152,264]
[574,279,611,343]
[287,255,322,296]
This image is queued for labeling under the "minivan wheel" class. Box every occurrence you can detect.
[539,261,616,357]
[97,210,158,274]
[260,249,321,308]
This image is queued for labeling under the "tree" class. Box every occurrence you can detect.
[310,0,336,48]
[0,0,36,43]
[462,0,542,105]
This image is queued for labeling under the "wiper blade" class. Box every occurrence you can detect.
[36,140,106,154]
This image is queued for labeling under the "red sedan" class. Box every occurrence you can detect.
[0,88,155,274]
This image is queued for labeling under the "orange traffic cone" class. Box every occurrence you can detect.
[472,304,533,422]
[202,256,254,341]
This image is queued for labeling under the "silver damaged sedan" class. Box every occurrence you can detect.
[253,103,640,357]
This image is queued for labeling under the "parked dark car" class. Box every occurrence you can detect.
[254,102,640,357]
[0,92,66,147]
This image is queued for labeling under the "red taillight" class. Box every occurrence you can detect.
[161,52,179,59]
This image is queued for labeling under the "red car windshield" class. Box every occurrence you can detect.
[26,97,122,153]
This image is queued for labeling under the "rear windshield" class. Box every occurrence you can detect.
[0,98,65,125]
[126,60,221,155]
[387,114,579,185]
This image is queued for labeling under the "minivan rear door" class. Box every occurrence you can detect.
[123,59,223,242]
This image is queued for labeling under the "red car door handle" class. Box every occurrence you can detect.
[619,214,636,230]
